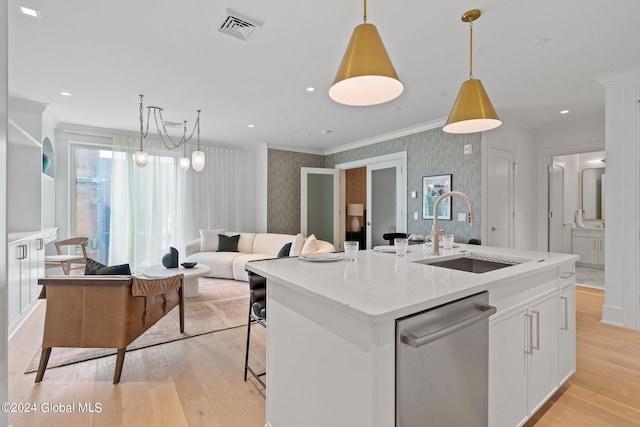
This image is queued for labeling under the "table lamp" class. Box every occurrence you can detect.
[347,203,364,232]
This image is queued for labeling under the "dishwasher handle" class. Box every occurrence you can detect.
[400,304,497,348]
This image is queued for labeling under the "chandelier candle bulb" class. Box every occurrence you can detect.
[192,150,205,172]
[179,156,191,171]
[134,149,149,167]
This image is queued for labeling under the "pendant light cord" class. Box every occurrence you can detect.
[363,0,367,22]
[469,21,474,80]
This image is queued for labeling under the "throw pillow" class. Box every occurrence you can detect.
[301,234,319,255]
[84,258,104,275]
[200,228,225,252]
[85,258,131,275]
[218,234,240,252]
[289,233,305,257]
[277,242,292,258]
[96,263,132,275]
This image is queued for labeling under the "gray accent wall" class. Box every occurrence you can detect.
[267,149,325,234]
[326,129,482,244]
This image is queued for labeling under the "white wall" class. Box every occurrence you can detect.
[533,118,605,250]
[481,120,536,249]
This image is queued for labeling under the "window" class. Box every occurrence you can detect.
[73,145,113,264]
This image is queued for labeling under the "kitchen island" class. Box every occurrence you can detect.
[246,245,578,427]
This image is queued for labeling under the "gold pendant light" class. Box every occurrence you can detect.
[329,0,403,106]
[443,9,501,134]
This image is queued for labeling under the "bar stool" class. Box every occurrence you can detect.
[244,271,266,387]
[382,232,407,245]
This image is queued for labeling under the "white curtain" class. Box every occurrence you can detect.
[110,138,243,273]
[177,145,244,247]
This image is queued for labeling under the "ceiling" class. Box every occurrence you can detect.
[8,0,640,153]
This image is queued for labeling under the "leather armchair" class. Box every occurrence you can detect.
[35,275,184,384]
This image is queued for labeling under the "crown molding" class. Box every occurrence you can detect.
[323,117,446,156]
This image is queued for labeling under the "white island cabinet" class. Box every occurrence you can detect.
[246,246,578,427]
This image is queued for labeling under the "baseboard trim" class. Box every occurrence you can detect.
[601,304,624,327]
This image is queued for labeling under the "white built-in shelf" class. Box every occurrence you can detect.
[8,118,41,148]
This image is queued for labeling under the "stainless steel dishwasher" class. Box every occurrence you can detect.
[396,291,496,427]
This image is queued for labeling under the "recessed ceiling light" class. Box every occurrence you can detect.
[560,110,570,114]
[60,91,72,97]
[533,38,549,46]
[248,124,255,128]
[19,6,41,18]
[305,87,316,92]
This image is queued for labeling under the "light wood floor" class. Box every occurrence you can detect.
[8,298,267,427]
[8,286,640,426]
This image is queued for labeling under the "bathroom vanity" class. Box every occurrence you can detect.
[572,226,605,268]
[246,245,578,427]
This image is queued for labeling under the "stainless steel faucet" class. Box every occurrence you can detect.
[431,191,476,255]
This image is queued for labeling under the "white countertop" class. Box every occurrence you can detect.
[245,245,579,323]
[8,230,41,244]
[8,227,58,244]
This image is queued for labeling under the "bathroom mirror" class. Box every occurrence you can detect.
[582,167,605,219]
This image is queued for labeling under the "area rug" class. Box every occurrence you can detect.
[25,278,248,374]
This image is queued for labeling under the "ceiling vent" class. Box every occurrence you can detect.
[218,9,263,41]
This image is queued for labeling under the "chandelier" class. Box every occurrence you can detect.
[134,95,205,171]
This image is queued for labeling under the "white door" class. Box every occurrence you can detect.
[366,161,406,248]
[548,164,565,252]
[301,167,340,248]
[487,147,514,248]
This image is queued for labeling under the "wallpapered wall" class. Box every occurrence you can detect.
[267,149,325,234]
[325,129,482,244]
[267,129,482,243]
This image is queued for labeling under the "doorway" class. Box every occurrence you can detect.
[336,152,407,249]
[366,161,404,248]
[547,151,605,289]
[300,167,340,247]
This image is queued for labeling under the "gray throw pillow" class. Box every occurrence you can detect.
[277,242,292,258]
[85,258,131,275]
[218,234,240,252]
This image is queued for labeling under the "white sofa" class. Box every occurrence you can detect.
[184,230,336,282]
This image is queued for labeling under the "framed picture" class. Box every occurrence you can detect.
[423,174,452,220]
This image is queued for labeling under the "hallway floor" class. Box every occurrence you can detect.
[576,267,604,289]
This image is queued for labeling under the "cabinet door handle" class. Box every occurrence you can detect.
[560,272,575,279]
[17,244,27,260]
[39,237,44,250]
[524,314,533,355]
[532,310,540,351]
[560,297,569,330]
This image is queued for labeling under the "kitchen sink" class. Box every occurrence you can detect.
[414,253,525,274]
